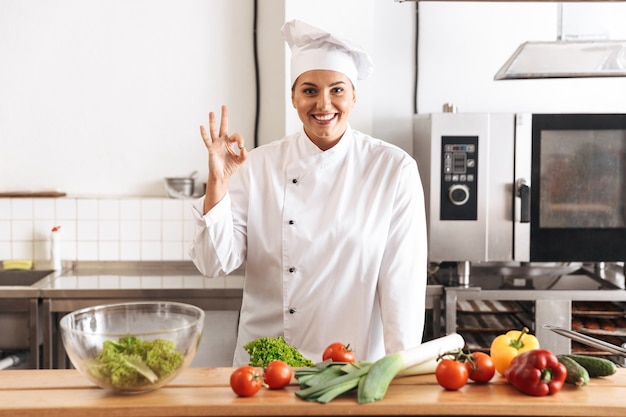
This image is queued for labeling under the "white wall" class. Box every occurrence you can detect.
[2,1,625,198]
[372,0,417,153]
[0,0,254,197]
[0,0,414,197]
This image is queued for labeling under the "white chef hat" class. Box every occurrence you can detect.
[281,19,373,88]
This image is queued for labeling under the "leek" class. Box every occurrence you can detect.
[358,333,465,403]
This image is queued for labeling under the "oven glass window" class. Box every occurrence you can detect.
[540,129,626,228]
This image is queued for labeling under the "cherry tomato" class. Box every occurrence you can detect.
[322,342,355,363]
[464,352,495,384]
[435,358,469,391]
[230,366,263,397]
[263,360,293,389]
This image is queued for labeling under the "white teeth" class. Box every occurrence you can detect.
[314,114,335,121]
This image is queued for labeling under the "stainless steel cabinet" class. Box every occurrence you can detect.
[445,286,626,355]
[0,290,40,369]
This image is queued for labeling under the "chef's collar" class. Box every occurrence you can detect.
[298,125,354,158]
[281,19,373,88]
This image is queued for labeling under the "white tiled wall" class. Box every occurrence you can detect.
[0,197,197,263]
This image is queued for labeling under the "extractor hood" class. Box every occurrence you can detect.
[494,2,626,80]
[495,39,626,80]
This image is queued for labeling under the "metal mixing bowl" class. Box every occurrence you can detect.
[164,177,195,199]
[60,301,204,393]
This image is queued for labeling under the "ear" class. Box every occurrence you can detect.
[351,90,357,108]
[291,91,296,108]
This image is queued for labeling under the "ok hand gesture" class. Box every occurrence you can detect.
[199,105,247,212]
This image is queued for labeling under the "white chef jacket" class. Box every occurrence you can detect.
[189,126,427,366]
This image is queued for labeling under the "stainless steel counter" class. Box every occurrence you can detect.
[1,261,443,369]
[34,261,244,368]
[36,262,244,309]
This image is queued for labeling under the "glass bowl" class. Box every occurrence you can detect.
[60,301,205,393]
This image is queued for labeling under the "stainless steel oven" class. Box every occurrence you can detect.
[414,112,626,264]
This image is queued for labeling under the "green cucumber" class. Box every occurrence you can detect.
[561,354,617,378]
[557,355,589,387]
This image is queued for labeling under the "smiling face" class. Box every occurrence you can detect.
[291,70,356,150]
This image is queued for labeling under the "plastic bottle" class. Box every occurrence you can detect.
[51,225,62,271]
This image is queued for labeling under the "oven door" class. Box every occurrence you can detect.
[517,113,626,262]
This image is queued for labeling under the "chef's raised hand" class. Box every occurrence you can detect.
[200,105,247,180]
[200,105,247,213]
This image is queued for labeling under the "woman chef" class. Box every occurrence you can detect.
[190,19,428,366]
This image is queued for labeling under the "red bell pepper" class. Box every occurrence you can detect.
[504,349,567,396]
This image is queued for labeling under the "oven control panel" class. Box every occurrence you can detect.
[440,136,478,220]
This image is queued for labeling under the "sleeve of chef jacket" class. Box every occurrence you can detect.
[378,157,428,353]
[189,192,247,277]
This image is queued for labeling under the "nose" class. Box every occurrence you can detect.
[316,91,332,109]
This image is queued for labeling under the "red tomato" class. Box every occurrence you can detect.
[230,366,263,397]
[464,352,495,384]
[435,359,469,391]
[263,360,293,389]
[322,342,355,363]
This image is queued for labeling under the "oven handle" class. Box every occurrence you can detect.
[516,178,530,223]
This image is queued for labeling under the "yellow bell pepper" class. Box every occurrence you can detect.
[489,327,540,375]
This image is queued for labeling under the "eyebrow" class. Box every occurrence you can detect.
[299,80,347,88]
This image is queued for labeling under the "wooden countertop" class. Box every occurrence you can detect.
[1,367,626,417]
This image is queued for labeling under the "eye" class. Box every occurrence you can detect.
[331,86,344,94]
[302,87,317,95]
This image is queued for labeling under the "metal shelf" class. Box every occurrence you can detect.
[446,286,626,356]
